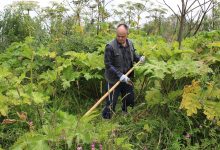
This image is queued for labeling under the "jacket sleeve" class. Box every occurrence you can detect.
[131,43,141,63]
[104,45,123,78]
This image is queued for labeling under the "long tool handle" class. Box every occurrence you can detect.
[83,61,141,117]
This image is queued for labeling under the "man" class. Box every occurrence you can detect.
[102,23,145,119]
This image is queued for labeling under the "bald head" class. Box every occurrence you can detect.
[116,24,129,45]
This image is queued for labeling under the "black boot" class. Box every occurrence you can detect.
[102,106,111,119]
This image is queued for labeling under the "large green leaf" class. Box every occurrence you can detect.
[136,59,169,80]
[169,60,212,79]
[61,66,80,81]
[86,53,104,70]
[32,92,49,104]
[0,66,12,79]
[22,44,33,59]
[10,133,50,150]
[145,88,163,107]
[39,70,57,83]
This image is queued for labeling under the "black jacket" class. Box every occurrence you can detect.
[104,39,140,84]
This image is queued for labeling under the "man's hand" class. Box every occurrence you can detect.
[120,74,133,85]
[140,56,145,63]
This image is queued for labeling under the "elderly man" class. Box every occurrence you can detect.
[102,23,145,119]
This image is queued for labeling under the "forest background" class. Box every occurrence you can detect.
[0,0,220,149]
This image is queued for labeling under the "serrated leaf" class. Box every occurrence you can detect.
[6,90,20,99]
[0,95,9,116]
[203,101,220,121]
[49,52,56,58]
[22,45,33,59]
[0,66,12,79]
[180,93,202,116]
[115,137,133,150]
[167,90,183,101]
[61,66,80,81]
[10,133,50,150]
[116,137,126,145]
[145,88,163,107]
[87,53,104,70]
[36,45,50,57]
[180,81,202,116]
[61,79,71,89]
[136,60,169,80]
[84,73,93,80]
[39,70,57,83]
[169,60,212,79]
[28,140,50,150]
[32,92,48,104]
[17,73,26,84]
[217,121,220,126]
[0,105,8,116]
[143,124,152,133]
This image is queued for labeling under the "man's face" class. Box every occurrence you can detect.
[116,27,128,45]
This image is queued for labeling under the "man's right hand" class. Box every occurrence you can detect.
[140,56,145,63]
[120,74,133,85]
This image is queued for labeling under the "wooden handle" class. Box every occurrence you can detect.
[83,61,141,117]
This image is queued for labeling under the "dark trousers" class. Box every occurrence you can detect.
[102,82,134,119]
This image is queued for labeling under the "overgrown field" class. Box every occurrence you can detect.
[0,30,220,150]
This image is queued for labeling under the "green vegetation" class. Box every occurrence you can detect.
[0,1,220,149]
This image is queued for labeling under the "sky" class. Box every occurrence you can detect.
[0,0,184,26]
[0,0,176,12]
[0,0,62,10]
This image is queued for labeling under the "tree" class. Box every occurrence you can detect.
[133,2,146,30]
[0,1,42,49]
[95,0,109,34]
[111,2,136,26]
[162,0,219,49]
[41,2,68,36]
[211,0,220,29]
[147,7,167,35]
[13,1,39,15]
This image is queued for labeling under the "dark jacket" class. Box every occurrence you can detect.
[104,38,140,84]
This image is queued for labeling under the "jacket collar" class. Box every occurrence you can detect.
[116,39,129,48]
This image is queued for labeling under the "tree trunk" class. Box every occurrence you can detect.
[158,16,161,35]
[137,15,140,34]
[178,14,185,49]
[177,0,186,49]
[96,0,101,35]
[212,0,216,29]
